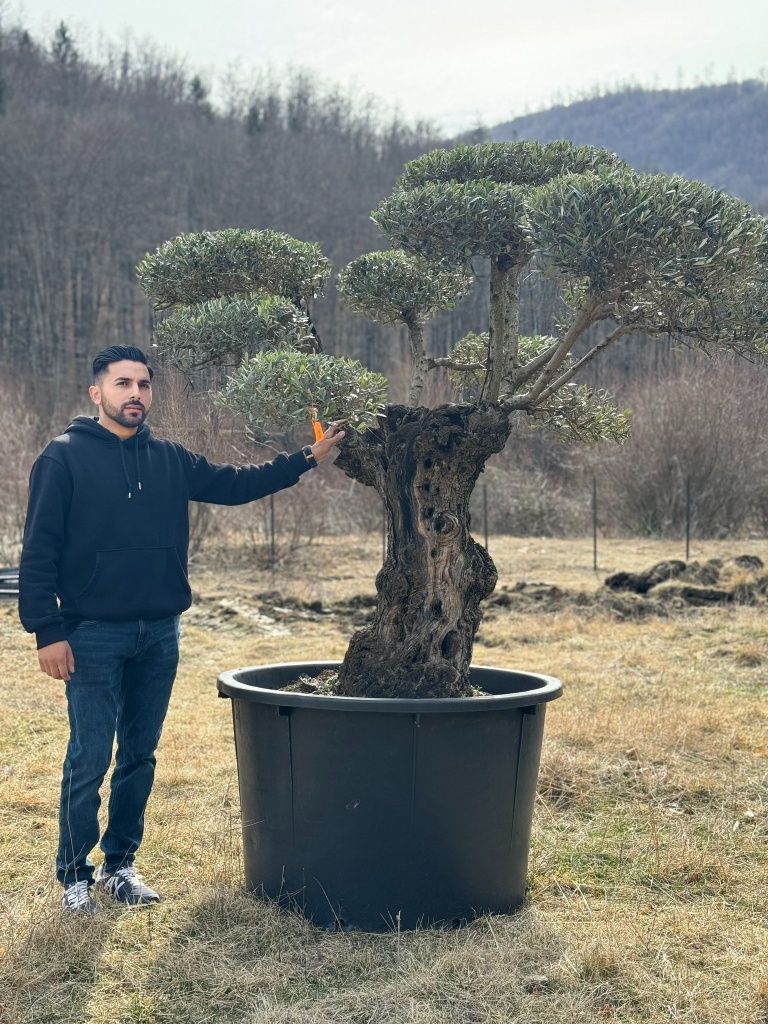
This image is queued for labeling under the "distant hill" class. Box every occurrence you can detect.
[491,81,768,209]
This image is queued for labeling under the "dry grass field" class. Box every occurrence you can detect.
[1,535,767,1024]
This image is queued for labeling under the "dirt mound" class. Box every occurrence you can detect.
[604,554,765,609]
[486,581,670,619]
[604,559,688,594]
[186,589,377,634]
[473,554,766,619]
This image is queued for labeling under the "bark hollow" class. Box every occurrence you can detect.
[336,403,512,698]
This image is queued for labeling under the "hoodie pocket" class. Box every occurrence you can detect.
[75,547,192,620]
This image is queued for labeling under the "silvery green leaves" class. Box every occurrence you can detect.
[153,294,314,371]
[447,332,488,396]
[372,140,623,269]
[527,169,768,352]
[137,227,389,438]
[531,385,632,446]
[373,180,530,264]
[397,140,623,190]
[448,333,558,401]
[216,351,388,440]
[337,251,471,325]
[136,229,331,309]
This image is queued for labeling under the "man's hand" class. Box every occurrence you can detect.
[311,422,346,464]
[38,640,75,682]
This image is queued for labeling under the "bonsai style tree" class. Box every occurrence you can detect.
[137,142,768,700]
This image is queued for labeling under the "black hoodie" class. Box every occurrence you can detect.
[19,416,312,649]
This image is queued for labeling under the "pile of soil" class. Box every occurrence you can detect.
[603,555,767,606]
[486,555,767,619]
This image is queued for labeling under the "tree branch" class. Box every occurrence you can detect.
[526,298,603,402]
[503,340,560,393]
[503,264,521,369]
[427,357,486,371]
[535,324,633,402]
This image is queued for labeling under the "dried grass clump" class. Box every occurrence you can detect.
[537,748,586,809]
[756,978,768,1023]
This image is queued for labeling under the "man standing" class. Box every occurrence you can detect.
[18,345,344,914]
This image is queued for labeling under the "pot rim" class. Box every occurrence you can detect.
[217,661,563,713]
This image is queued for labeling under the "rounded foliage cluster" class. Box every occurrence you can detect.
[373,180,530,264]
[398,140,623,189]
[137,229,331,309]
[153,293,313,370]
[527,168,768,315]
[337,250,471,324]
[217,350,389,438]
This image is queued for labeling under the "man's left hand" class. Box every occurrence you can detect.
[311,422,346,463]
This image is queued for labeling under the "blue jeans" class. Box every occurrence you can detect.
[56,616,180,887]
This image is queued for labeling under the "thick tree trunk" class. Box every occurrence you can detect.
[335,403,512,698]
[480,254,519,402]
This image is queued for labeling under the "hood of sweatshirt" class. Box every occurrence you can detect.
[64,415,152,500]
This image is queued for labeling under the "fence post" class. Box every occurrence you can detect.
[592,475,598,572]
[483,483,489,552]
[270,493,276,568]
[685,475,691,561]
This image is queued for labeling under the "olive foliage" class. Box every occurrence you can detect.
[361,140,768,443]
[137,227,388,439]
[138,140,767,449]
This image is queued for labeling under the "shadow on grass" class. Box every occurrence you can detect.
[119,887,576,1023]
[0,892,121,1024]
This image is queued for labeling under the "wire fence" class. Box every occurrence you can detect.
[270,475,753,571]
[2,471,762,596]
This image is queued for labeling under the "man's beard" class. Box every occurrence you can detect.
[101,397,148,428]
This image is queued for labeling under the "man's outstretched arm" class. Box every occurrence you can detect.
[184,424,345,505]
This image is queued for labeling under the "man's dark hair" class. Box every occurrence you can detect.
[92,346,154,384]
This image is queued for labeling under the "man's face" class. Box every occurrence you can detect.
[89,359,153,429]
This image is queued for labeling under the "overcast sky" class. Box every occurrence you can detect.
[8,0,768,132]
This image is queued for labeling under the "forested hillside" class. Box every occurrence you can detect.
[1,22,765,410]
[492,80,768,210]
[0,22,447,405]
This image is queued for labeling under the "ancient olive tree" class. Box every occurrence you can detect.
[137,142,768,699]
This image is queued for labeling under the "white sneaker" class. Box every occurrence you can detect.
[62,879,100,915]
[95,865,160,905]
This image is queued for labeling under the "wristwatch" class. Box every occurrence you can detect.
[301,445,318,469]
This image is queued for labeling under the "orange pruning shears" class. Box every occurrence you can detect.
[307,405,324,442]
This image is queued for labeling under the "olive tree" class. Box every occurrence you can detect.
[137,141,768,700]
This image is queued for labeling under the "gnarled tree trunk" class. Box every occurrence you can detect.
[335,402,512,698]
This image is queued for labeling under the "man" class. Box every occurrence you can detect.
[18,345,344,914]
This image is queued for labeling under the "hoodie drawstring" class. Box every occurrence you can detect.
[135,433,142,494]
[119,435,143,499]
[119,442,132,499]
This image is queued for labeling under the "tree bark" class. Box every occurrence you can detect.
[405,316,428,405]
[480,255,520,402]
[335,402,512,698]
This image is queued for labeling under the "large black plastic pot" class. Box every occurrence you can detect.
[217,661,562,932]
